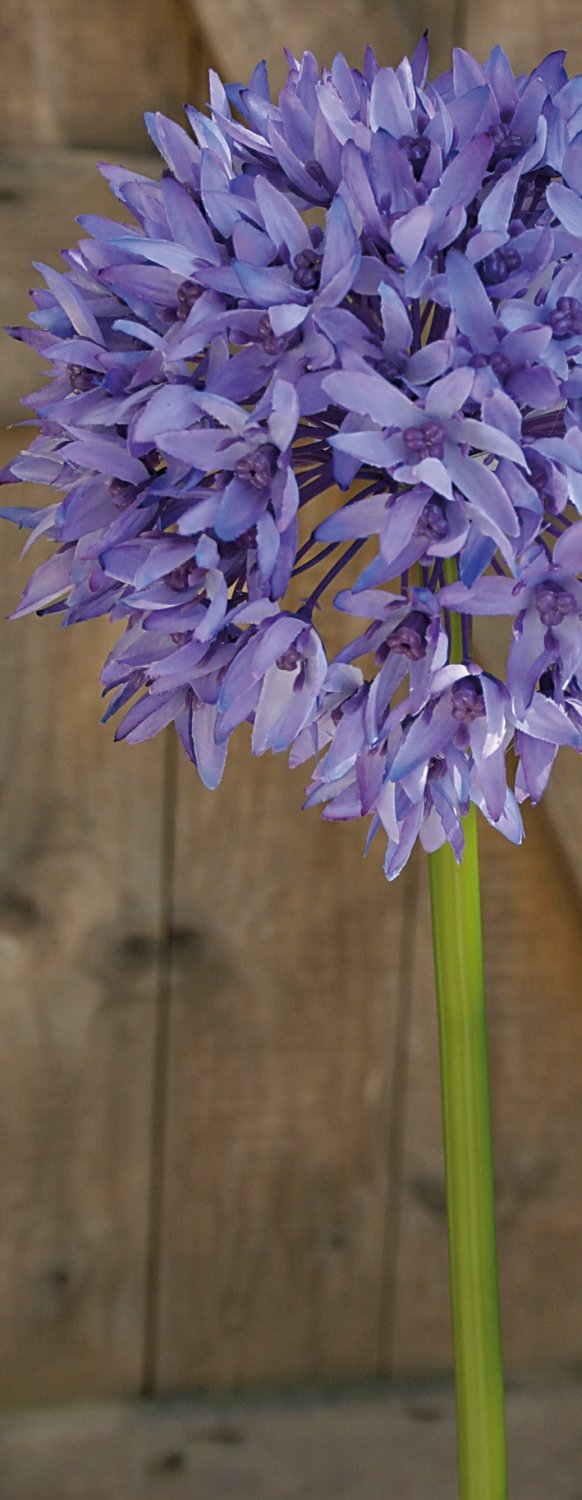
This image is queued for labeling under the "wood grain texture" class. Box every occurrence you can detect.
[0,0,212,150]
[390,810,582,1376]
[544,760,582,897]
[153,740,415,1389]
[185,0,455,97]
[0,427,168,1404]
[464,0,582,71]
[3,1385,582,1499]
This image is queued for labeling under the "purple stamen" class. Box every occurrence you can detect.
[403,420,445,461]
[451,677,486,723]
[402,134,431,180]
[68,364,97,392]
[534,581,577,626]
[548,296,582,340]
[234,447,276,489]
[387,609,429,660]
[292,248,321,290]
[415,497,449,539]
[257,314,299,356]
[489,122,524,166]
[276,644,302,670]
[176,280,203,319]
[481,246,521,284]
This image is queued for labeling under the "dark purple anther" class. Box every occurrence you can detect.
[538,668,555,697]
[489,122,524,167]
[276,643,302,671]
[534,581,577,626]
[490,351,511,380]
[109,478,136,506]
[403,420,445,461]
[168,562,197,590]
[257,314,298,356]
[176,280,203,320]
[402,134,431,179]
[387,609,429,660]
[234,447,276,489]
[331,684,366,722]
[501,246,521,272]
[306,160,327,188]
[481,245,522,284]
[451,677,486,723]
[548,296,582,340]
[427,754,447,781]
[416,497,449,540]
[292,248,322,290]
[68,364,97,393]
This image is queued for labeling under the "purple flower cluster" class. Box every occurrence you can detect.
[2,38,582,877]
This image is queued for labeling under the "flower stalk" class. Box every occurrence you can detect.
[429,810,508,1499]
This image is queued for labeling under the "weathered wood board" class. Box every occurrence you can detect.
[185,0,455,96]
[153,739,417,1389]
[0,0,212,150]
[464,0,582,73]
[2,1385,582,1500]
[0,427,168,1404]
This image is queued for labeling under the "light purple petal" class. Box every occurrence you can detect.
[517,693,581,748]
[438,576,522,615]
[379,282,413,352]
[554,519,582,573]
[425,367,474,419]
[133,385,203,443]
[116,689,184,743]
[323,370,417,428]
[391,205,433,267]
[215,476,266,540]
[234,261,304,307]
[255,175,311,259]
[446,248,496,352]
[162,176,220,263]
[406,341,451,383]
[33,263,104,346]
[429,134,493,220]
[10,549,72,618]
[546,181,582,236]
[369,67,414,136]
[190,702,228,788]
[454,417,526,464]
[63,437,148,485]
[389,695,454,781]
[316,493,389,541]
[445,446,519,537]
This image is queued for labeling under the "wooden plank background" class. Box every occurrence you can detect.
[3,1385,582,1499]
[0,0,581,1414]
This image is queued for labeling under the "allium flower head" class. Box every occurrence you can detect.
[2,37,582,876]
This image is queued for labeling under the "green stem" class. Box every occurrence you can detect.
[429,811,508,1499]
